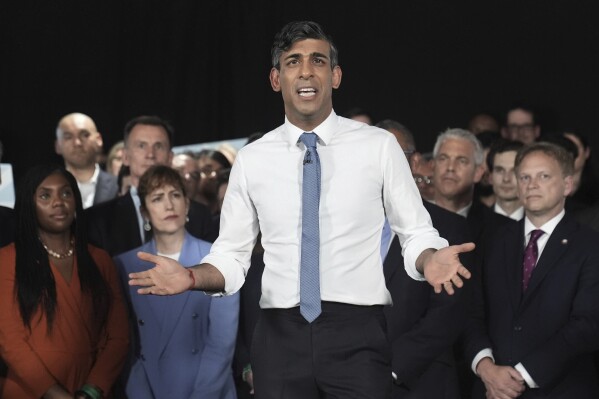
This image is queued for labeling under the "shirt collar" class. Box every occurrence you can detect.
[524,209,565,238]
[282,110,338,147]
[90,163,100,184]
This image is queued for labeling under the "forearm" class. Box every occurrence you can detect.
[189,263,226,292]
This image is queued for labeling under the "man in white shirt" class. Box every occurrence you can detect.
[465,142,599,398]
[55,113,117,208]
[487,139,525,221]
[130,21,474,399]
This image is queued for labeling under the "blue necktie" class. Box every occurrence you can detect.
[299,132,321,322]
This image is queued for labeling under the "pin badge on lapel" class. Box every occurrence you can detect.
[561,239,568,245]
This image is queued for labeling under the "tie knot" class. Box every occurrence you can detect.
[300,132,318,148]
[529,229,544,243]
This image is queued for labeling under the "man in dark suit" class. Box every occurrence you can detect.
[377,120,474,398]
[384,201,472,398]
[55,113,118,208]
[86,116,217,256]
[465,142,599,398]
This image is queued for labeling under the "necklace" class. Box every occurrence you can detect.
[40,237,74,259]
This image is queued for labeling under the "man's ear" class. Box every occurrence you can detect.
[270,68,281,92]
[473,164,486,183]
[95,132,104,150]
[332,65,342,89]
[564,175,574,197]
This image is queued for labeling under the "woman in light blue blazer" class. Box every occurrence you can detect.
[114,165,238,399]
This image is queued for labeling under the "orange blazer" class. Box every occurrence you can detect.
[0,243,129,398]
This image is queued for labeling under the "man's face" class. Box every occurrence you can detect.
[55,114,102,169]
[503,109,540,144]
[172,154,200,198]
[269,38,342,131]
[517,151,572,219]
[433,138,484,201]
[491,150,519,202]
[123,124,173,185]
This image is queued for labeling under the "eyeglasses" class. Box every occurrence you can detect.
[200,170,218,180]
[403,150,415,157]
[413,174,432,186]
[182,171,201,181]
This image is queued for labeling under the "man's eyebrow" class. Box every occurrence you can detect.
[283,52,330,61]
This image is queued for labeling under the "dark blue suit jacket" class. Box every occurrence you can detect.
[114,233,239,399]
[465,214,599,398]
[383,201,473,399]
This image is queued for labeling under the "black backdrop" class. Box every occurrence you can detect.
[2,1,598,181]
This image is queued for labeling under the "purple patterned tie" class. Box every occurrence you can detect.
[522,229,544,291]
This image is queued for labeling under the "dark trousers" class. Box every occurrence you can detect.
[251,302,392,399]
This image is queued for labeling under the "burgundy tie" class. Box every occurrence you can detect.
[522,229,544,291]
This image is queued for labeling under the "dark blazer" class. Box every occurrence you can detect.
[0,206,15,248]
[383,201,473,399]
[466,200,514,247]
[86,192,218,256]
[465,214,599,398]
[93,169,118,205]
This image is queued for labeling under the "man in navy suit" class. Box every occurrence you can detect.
[465,142,599,398]
[55,113,118,208]
[378,120,473,398]
[86,116,217,256]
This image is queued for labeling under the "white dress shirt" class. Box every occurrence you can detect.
[77,163,101,209]
[472,210,565,388]
[202,111,448,309]
[494,203,525,221]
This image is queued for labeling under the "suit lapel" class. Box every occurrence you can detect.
[116,193,143,251]
[506,221,525,312]
[155,233,206,357]
[521,215,576,306]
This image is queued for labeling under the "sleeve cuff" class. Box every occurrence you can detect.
[472,348,494,375]
[515,362,538,388]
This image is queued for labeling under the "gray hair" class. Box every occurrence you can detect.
[433,128,484,166]
[375,119,416,151]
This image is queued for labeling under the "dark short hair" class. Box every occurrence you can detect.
[486,139,524,171]
[375,119,416,151]
[138,165,187,208]
[271,21,338,70]
[515,142,574,177]
[123,115,175,148]
[505,103,538,126]
[197,149,232,169]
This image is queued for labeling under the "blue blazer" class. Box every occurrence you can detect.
[115,232,239,399]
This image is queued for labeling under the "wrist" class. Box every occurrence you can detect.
[476,357,494,377]
[416,248,436,274]
[75,384,103,399]
[187,268,196,291]
[242,364,252,382]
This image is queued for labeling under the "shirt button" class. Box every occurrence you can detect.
[192,313,199,319]
[514,325,522,331]
[191,348,199,354]
[138,319,145,326]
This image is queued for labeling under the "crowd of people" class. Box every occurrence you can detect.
[1,20,599,399]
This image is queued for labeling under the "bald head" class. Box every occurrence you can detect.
[55,112,103,171]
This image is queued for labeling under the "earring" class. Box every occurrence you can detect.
[185,215,190,222]
[143,220,151,231]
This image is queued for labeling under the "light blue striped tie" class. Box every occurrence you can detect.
[299,132,321,322]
